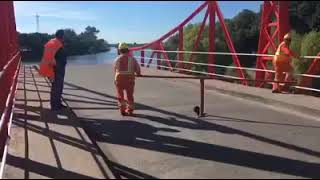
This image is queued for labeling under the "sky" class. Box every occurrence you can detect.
[14,1,262,44]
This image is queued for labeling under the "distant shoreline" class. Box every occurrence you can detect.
[21,48,112,62]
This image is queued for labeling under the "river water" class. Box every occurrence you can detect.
[23,47,152,66]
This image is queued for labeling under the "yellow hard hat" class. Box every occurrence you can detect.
[284,33,291,40]
[118,42,129,50]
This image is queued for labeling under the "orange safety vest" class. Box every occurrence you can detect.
[39,38,63,78]
[273,42,293,72]
[274,42,291,61]
[114,56,136,82]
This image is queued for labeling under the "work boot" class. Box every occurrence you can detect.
[126,109,134,116]
[272,89,282,94]
[120,109,127,116]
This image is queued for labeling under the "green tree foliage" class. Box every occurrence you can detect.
[19,32,53,60]
[290,31,303,74]
[298,31,320,73]
[164,1,320,82]
[229,10,260,67]
[291,31,320,89]
[19,26,110,61]
[289,1,320,33]
[164,9,259,74]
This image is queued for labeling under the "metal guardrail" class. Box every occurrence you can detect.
[0,52,21,179]
[138,74,298,117]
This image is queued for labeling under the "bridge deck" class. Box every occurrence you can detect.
[5,64,320,179]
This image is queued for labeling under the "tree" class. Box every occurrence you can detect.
[164,9,260,74]
[19,26,110,61]
[289,1,320,33]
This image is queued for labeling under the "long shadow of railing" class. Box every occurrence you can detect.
[7,66,106,179]
[60,80,320,178]
[12,66,156,179]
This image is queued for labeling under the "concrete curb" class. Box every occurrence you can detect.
[204,84,320,118]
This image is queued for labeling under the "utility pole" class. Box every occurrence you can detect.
[35,13,40,33]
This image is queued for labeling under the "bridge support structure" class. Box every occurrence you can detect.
[0,1,21,158]
[130,1,248,85]
[255,1,290,87]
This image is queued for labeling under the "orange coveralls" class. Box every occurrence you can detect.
[114,55,141,114]
[39,38,63,79]
[273,41,297,92]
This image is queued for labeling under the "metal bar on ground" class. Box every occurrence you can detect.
[200,79,205,117]
[136,56,320,78]
[141,49,320,60]
[137,74,296,84]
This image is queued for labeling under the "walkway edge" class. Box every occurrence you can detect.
[32,65,117,179]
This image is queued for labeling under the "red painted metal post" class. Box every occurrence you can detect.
[147,51,156,68]
[177,28,184,70]
[0,5,4,69]
[0,1,21,156]
[128,2,209,52]
[208,2,216,74]
[255,1,289,87]
[0,3,9,70]
[255,2,271,87]
[214,1,247,85]
[186,8,209,70]
[159,43,173,71]
[157,51,161,70]
[141,51,145,67]
[298,53,320,91]
[279,1,290,42]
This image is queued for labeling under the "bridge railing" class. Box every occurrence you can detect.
[129,1,248,85]
[132,50,320,94]
[0,1,21,178]
[0,52,21,177]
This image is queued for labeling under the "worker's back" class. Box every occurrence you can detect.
[114,54,140,82]
[39,38,63,78]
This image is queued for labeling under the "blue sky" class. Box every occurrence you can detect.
[14,1,262,44]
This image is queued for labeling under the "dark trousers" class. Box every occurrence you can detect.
[50,64,66,109]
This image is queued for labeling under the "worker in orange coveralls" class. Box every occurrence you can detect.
[114,42,141,116]
[272,33,300,93]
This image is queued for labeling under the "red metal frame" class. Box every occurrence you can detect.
[186,8,209,70]
[140,51,145,67]
[208,2,215,75]
[255,1,290,87]
[159,43,173,70]
[129,1,247,85]
[147,51,156,68]
[0,1,21,155]
[298,53,320,91]
[177,27,184,70]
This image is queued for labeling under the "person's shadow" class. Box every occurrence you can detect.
[83,119,180,144]
[79,116,320,179]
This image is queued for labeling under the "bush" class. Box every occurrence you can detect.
[290,31,303,74]
[299,31,320,73]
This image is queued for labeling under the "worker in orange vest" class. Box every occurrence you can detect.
[114,42,141,116]
[39,31,64,80]
[39,30,67,111]
[272,33,300,93]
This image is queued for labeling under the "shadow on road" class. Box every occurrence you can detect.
[61,80,320,179]
[8,66,156,179]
